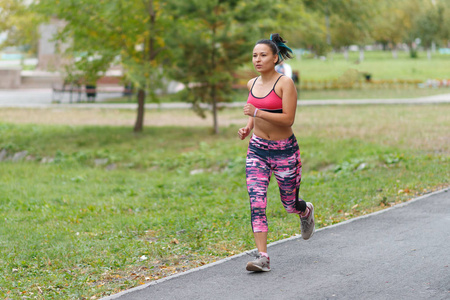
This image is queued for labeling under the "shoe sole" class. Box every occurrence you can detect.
[303,226,315,240]
[246,263,271,272]
[302,203,315,240]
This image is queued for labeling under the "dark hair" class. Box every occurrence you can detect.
[255,33,293,65]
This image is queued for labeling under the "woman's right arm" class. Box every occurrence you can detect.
[239,78,256,140]
[238,117,253,140]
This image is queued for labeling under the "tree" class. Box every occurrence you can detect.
[274,0,329,56]
[168,0,274,134]
[397,0,425,58]
[329,15,364,60]
[413,1,445,59]
[371,1,411,58]
[0,0,42,55]
[37,0,171,132]
[303,0,378,59]
[295,12,329,57]
[439,0,450,46]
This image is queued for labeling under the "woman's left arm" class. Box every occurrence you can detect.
[243,77,298,127]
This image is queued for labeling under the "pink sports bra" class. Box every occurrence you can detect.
[247,75,283,113]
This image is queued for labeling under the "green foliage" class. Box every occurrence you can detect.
[413,3,445,48]
[301,0,378,53]
[167,0,275,133]
[0,0,42,54]
[369,0,450,58]
[37,0,170,88]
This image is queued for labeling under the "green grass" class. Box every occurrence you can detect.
[1,105,449,299]
[290,50,450,81]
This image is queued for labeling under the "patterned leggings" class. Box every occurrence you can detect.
[246,134,306,233]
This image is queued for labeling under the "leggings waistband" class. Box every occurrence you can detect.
[249,134,298,150]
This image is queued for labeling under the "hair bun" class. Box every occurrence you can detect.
[270,33,285,44]
[270,33,293,62]
[255,33,293,65]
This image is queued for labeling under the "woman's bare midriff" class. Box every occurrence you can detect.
[253,118,293,140]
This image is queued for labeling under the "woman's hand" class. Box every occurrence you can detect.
[238,126,251,140]
[243,103,257,117]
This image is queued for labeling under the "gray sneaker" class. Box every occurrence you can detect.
[300,202,315,240]
[246,255,271,272]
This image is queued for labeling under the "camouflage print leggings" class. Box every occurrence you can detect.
[246,134,306,233]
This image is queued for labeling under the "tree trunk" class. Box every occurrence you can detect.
[134,88,145,132]
[211,25,219,135]
[343,47,349,60]
[392,46,398,59]
[359,47,364,62]
[212,86,218,134]
[325,6,331,46]
[132,0,158,133]
[427,48,432,60]
[408,42,418,58]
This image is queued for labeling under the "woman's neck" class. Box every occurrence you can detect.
[259,69,279,83]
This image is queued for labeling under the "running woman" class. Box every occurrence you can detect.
[238,33,315,272]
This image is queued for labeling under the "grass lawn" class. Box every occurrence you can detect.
[1,104,449,299]
[290,50,450,81]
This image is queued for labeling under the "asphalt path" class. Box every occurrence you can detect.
[0,89,450,109]
[102,188,450,300]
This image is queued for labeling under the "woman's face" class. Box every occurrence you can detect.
[253,44,278,73]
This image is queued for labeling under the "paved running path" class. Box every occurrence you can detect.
[0,89,449,109]
[102,188,450,300]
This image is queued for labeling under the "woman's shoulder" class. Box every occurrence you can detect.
[274,75,297,99]
[247,77,258,90]
[275,75,295,91]
[278,75,294,85]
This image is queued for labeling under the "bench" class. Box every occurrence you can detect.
[52,83,133,103]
